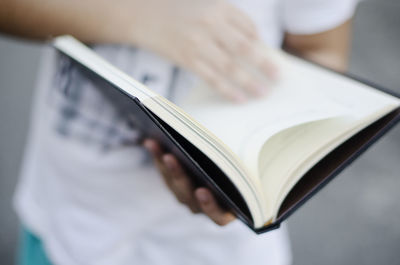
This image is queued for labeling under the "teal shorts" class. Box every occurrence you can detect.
[18,229,53,265]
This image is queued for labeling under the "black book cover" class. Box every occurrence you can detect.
[56,50,400,234]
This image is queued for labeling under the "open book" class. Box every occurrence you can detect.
[53,36,400,233]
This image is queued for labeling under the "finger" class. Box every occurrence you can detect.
[162,153,188,187]
[225,5,258,40]
[195,188,236,226]
[144,142,199,213]
[199,39,274,90]
[197,45,265,97]
[192,59,247,102]
[143,139,163,159]
[230,61,268,96]
[213,22,278,82]
[196,41,232,79]
[245,43,279,81]
[195,42,265,97]
[143,139,171,179]
[213,21,254,58]
[163,154,200,212]
[210,28,271,94]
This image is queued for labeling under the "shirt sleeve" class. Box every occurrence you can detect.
[282,0,358,35]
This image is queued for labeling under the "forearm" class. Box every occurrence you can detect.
[0,0,136,44]
[283,20,352,73]
[292,43,350,73]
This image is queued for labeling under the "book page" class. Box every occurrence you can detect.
[254,53,400,220]
[177,55,349,179]
[258,117,353,219]
[177,50,400,222]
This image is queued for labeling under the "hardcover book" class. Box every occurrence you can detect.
[53,36,400,233]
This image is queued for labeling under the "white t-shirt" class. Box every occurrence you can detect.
[14,0,357,264]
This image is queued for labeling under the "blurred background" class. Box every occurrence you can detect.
[0,0,399,264]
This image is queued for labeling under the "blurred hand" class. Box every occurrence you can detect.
[129,0,277,102]
[143,139,236,226]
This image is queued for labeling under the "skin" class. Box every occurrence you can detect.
[0,0,352,226]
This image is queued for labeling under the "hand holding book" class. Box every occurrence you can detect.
[144,139,236,226]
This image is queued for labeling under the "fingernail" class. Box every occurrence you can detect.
[197,190,209,204]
